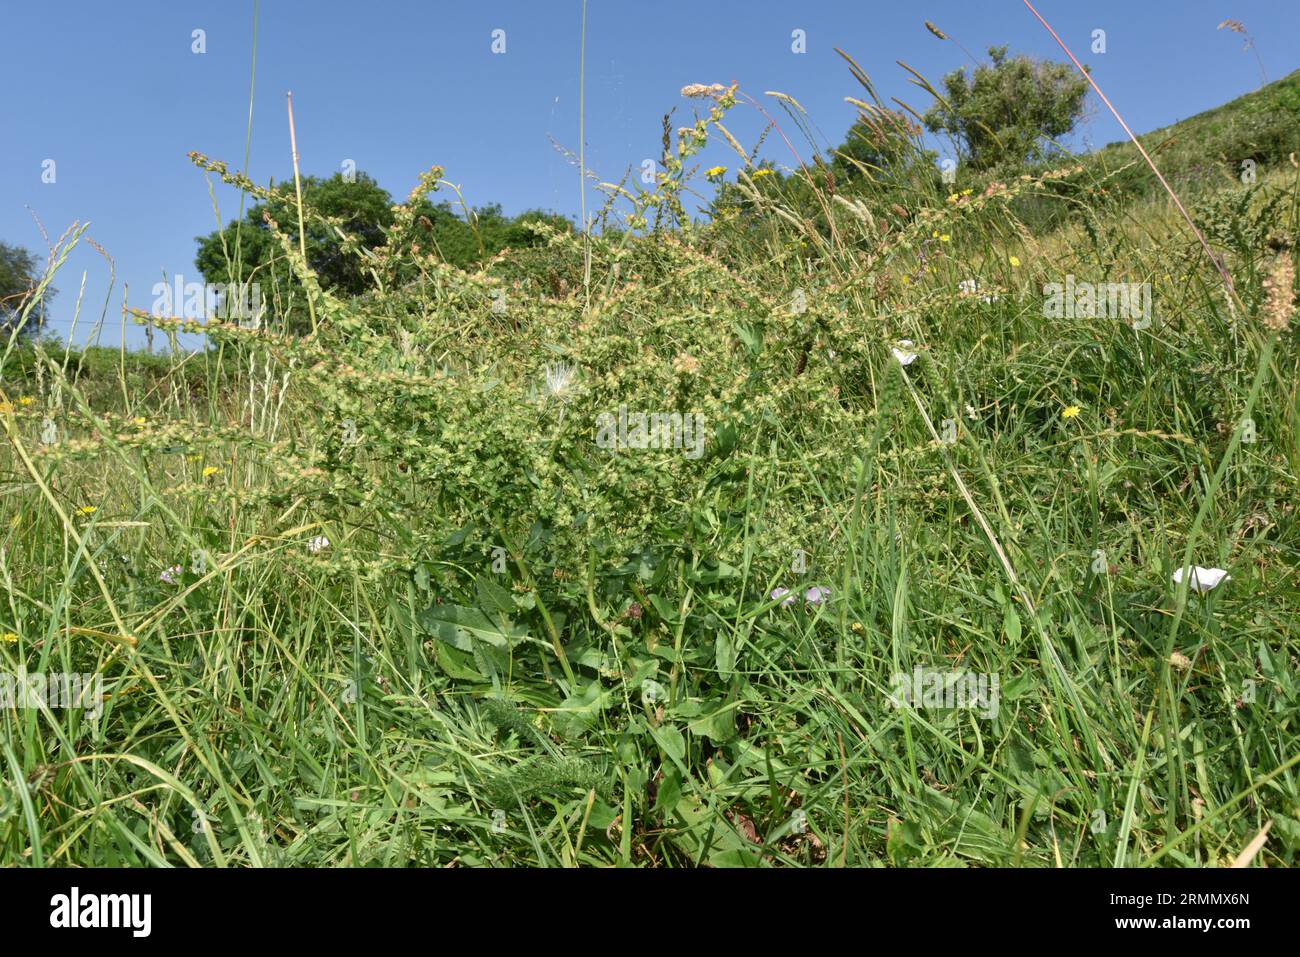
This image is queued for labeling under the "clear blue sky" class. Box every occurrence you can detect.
[3,0,1296,350]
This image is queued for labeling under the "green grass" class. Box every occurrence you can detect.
[0,54,1298,869]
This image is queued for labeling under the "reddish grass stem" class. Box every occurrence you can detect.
[1021,0,1238,302]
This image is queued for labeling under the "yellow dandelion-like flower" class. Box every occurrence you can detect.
[939,234,951,242]
[752,168,774,179]
[202,466,221,478]
[1062,405,1082,420]
[961,188,973,196]
[1009,255,1021,268]
[78,505,98,516]
[947,193,959,204]
[133,416,146,426]
[1,632,18,643]
[18,397,33,406]
[706,166,727,178]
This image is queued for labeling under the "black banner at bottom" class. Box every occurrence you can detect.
[0,866,1278,943]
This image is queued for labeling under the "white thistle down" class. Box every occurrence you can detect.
[308,535,330,555]
[543,362,579,402]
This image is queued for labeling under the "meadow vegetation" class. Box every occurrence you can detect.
[0,53,1297,867]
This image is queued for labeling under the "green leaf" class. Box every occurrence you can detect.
[649,724,689,776]
[475,576,515,616]
[419,604,526,651]
[715,632,735,681]
[1003,605,1022,643]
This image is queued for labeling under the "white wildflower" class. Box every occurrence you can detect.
[892,340,919,366]
[1172,565,1230,593]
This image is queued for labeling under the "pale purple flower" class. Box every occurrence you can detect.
[770,587,797,608]
[160,564,183,585]
[805,585,831,605]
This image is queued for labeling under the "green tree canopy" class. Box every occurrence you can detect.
[0,241,54,338]
[923,46,1090,171]
[194,171,570,332]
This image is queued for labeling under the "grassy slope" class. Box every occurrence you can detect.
[0,69,1297,869]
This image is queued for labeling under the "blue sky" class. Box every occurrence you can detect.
[3,0,1296,349]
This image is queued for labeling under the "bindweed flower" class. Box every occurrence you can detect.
[308,535,330,554]
[805,585,831,605]
[160,564,183,585]
[1172,565,1230,593]
[770,587,797,608]
[892,340,918,366]
[771,585,831,608]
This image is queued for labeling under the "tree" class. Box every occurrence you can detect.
[194,172,396,331]
[923,46,1090,171]
[194,171,570,331]
[0,242,55,338]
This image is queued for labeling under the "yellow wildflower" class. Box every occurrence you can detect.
[18,397,33,406]
[939,234,951,242]
[1,632,18,643]
[706,166,727,178]
[202,466,221,478]
[78,505,98,516]
[1009,256,1021,268]
[752,168,774,178]
[1062,405,1082,420]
